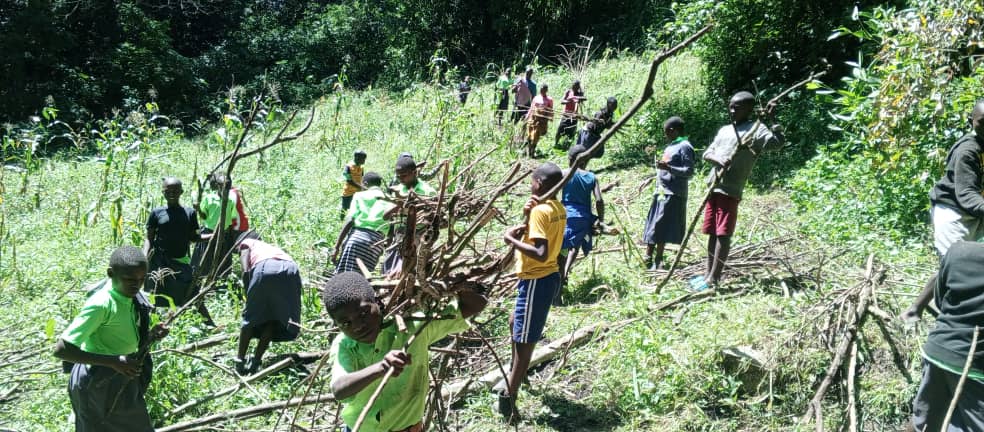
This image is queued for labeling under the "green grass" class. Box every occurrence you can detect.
[0,51,936,431]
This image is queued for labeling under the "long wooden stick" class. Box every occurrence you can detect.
[156,394,336,432]
[941,325,979,432]
[534,24,714,202]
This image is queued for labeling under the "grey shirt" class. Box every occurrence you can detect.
[703,121,782,199]
[657,138,695,196]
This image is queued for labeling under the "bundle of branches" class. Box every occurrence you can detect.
[664,235,822,289]
[335,158,534,320]
[795,255,914,432]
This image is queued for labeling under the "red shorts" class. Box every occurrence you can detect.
[702,192,740,236]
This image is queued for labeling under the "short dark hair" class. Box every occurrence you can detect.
[322,271,376,314]
[354,149,367,157]
[663,116,685,132]
[541,84,549,93]
[606,96,617,109]
[109,245,147,269]
[731,91,755,105]
[209,172,228,187]
[363,172,382,186]
[395,156,417,172]
[533,162,563,190]
[162,177,182,187]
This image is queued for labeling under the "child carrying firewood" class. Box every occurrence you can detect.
[499,162,567,421]
[324,271,487,432]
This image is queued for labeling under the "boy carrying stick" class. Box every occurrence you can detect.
[499,162,567,421]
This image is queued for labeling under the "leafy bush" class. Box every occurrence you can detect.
[789,0,984,240]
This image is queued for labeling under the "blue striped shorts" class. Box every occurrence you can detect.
[512,272,559,343]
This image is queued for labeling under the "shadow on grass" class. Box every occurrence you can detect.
[562,273,633,305]
[532,392,623,432]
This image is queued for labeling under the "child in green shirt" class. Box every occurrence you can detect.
[324,272,487,432]
[54,246,168,432]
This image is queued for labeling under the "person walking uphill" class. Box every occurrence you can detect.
[499,162,566,422]
[558,144,605,303]
[696,91,783,289]
[906,241,984,432]
[232,231,302,375]
[642,116,695,271]
[54,246,169,432]
[902,101,984,322]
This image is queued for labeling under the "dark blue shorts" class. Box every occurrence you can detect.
[512,272,559,343]
[562,216,594,255]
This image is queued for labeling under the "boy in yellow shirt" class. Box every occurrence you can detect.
[341,150,368,220]
[500,162,567,421]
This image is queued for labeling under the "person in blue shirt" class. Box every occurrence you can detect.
[558,144,605,304]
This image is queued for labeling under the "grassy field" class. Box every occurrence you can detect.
[0,52,937,431]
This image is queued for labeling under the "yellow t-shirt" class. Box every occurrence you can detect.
[342,162,364,197]
[515,199,566,279]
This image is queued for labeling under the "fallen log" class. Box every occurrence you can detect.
[157,394,335,432]
[441,322,605,402]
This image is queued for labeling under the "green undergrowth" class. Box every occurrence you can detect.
[0,51,937,431]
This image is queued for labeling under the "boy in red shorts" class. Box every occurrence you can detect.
[697,91,783,288]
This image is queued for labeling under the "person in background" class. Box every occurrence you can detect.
[495,68,513,126]
[554,80,586,150]
[341,150,368,220]
[457,76,471,105]
[511,66,536,124]
[525,84,554,158]
[641,116,695,271]
[192,172,239,280]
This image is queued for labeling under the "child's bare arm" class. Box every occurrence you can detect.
[333,220,355,263]
[54,339,141,378]
[331,351,410,400]
[503,226,549,262]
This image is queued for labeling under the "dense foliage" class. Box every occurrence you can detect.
[789,0,984,241]
[0,0,673,124]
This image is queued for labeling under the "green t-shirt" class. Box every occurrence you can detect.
[497,75,511,91]
[61,280,139,356]
[348,187,396,233]
[398,179,437,197]
[201,191,238,230]
[331,305,469,431]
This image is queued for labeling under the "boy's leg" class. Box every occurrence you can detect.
[705,234,717,280]
[709,236,731,285]
[507,342,536,399]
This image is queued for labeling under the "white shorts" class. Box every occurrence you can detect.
[932,204,983,256]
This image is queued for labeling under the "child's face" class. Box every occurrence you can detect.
[355,154,367,165]
[530,176,543,195]
[664,126,680,141]
[330,299,383,344]
[108,265,147,298]
[395,168,417,188]
[162,183,183,205]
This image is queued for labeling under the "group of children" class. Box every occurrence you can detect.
[54,88,791,431]
[493,66,617,159]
